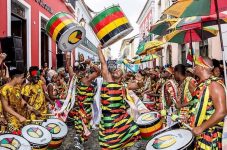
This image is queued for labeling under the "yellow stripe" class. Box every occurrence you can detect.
[140,120,162,133]
[197,88,209,126]
[52,19,74,41]
[97,17,129,40]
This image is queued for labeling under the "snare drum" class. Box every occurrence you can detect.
[146,129,194,150]
[0,134,31,150]
[46,12,86,52]
[42,119,68,149]
[22,125,52,150]
[136,112,163,140]
[90,5,133,47]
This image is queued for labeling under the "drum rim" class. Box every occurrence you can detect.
[89,4,121,24]
[102,27,133,48]
[136,112,160,126]
[146,128,194,150]
[57,25,86,51]
[22,124,52,145]
[42,119,68,139]
[0,134,31,150]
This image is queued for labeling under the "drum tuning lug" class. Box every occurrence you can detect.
[74,143,84,150]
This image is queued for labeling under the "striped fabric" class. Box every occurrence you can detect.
[74,81,95,142]
[99,82,140,150]
[191,76,224,150]
[89,6,131,45]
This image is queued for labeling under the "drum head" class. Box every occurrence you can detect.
[22,125,52,146]
[42,119,68,139]
[146,129,194,150]
[58,26,85,52]
[137,112,160,126]
[0,134,31,150]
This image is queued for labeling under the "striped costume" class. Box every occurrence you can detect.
[74,81,95,142]
[99,82,140,150]
[191,76,224,150]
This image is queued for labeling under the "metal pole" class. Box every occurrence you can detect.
[214,0,227,85]
[190,29,194,67]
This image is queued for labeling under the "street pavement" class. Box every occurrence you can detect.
[58,126,148,150]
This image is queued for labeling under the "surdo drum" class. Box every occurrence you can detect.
[146,129,194,150]
[136,112,163,140]
[90,5,133,47]
[46,12,85,52]
[22,125,52,150]
[42,119,68,149]
[0,134,31,150]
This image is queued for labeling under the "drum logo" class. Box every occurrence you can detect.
[141,114,154,121]
[152,135,176,149]
[68,30,82,45]
[0,138,21,150]
[27,127,44,138]
[46,123,61,134]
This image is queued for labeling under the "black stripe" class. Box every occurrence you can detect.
[100,23,131,45]
[56,23,75,43]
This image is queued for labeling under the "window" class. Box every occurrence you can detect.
[181,44,187,65]
[199,40,208,56]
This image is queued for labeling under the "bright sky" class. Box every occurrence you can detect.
[84,0,147,59]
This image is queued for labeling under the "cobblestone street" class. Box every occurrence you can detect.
[59,127,148,150]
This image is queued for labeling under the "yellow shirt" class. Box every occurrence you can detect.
[21,80,47,120]
[1,84,23,131]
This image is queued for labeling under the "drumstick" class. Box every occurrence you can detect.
[171,115,192,130]
[26,119,46,122]
[42,114,55,116]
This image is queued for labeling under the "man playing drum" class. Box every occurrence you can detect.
[191,56,227,149]
[97,44,147,150]
[22,66,53,120]
[173,64,197,124]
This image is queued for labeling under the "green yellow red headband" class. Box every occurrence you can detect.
[195,56,214,69]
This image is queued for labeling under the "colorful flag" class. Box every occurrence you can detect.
[123,59,139,73]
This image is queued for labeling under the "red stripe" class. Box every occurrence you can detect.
[93,11,125,34]
[49,16,70,36]
[116,125,130,134]
[140,126,162,138]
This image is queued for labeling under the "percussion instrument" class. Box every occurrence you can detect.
[46,12,86,52]
[146,129,194,150]
[22,125,52,150]
[136,112,163,140]
[0,134,31,150]
[42,119,68,149]
[143,101,156,111]
[90,5,133,47]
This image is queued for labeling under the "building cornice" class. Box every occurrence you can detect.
[136,0,153,24]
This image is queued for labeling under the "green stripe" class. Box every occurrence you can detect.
[169,31,186,44]
[46,13,68,32]
[90,6,121,27]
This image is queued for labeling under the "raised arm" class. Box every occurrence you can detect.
[97,44,111,81]
[65,53,74,79]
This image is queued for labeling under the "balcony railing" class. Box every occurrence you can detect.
[81,37,97,54]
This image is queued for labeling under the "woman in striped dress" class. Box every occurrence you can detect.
[97,44,144,150]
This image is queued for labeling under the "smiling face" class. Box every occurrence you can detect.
[112,68,123,79]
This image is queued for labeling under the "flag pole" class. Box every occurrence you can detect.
[214,0,227,85]
[190,29,194,67]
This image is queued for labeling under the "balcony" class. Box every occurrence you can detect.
[81,37,97,54]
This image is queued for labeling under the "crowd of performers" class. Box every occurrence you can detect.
[0,44,226,150]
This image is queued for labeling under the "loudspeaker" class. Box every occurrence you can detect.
[57,54,65,68]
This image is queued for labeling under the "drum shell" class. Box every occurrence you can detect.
[89,5,133,48]
[42,119,68,149]
[22,125,52,150]
[46,12,85,52]
[136,112,163,140]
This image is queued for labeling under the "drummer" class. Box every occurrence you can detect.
[0,69,36,133]
[66,54,101,143]
[97,44,146,150]
[21,66,54,120]
[159,67,178,127]
[191,56,227,149]
[173,64,196,124]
